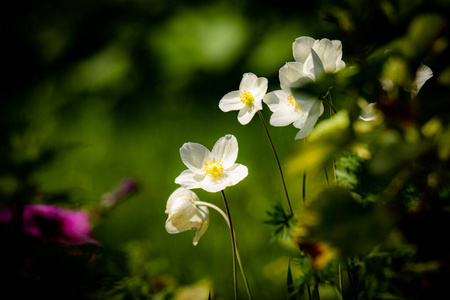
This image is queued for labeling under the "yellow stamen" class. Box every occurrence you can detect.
[202,158,224,179]
[240,90,254,106]
[287,95,301,109]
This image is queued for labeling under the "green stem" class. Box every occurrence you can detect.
[302,171,307,204]
[328,94,342,300]
[321,92,337,114]
[221,190,238,300]
[302,137,307,204]
[307,285,312,300]
[324,167,330,186]
[257,111,293,215]
[193,201,253,300]
[315,283,321,300]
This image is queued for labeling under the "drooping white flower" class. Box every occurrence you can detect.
[293,36,346,78]
[165,187,209,246]
[219,73,268,125]
[175,134,248,193]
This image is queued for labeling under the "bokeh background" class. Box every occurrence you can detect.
[2,0,450,299]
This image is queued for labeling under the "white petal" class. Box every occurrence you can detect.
[166,187,199,211]
[193,207,209,246]
[166,198,203,233]
[211,134,238,168]
[263,90,284,108]
[292,113,308,129]
[251,76,268,99]
[180,142,211,172]
[310,48,325,79]
[199,177,229,193]
[319,101,324,116]
[411,64,433,99]
[279,62,304,91]
[295,100,322,139]
[175,169,202,189]
[313,39,338,73]
[291,93,317,113]
[253,96,264,111]
[239,73,258,91]
[293,36,316,64]
[331,40,343,61]
[225,163,248,185]
[336,60,346,72]
[237,105,256,125]
[270,108,304,127]
[219,90,245,112]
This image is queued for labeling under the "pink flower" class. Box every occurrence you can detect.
[23,204,97,245]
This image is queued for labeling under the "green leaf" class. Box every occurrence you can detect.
[287,261,297,300]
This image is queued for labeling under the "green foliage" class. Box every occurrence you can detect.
[265,202,295,242]
[2,0,450,299]
[336,152,364,189]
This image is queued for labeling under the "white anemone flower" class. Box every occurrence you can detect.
[175,134,248,193]
[264,62,325,139]
[293,36,346,78]
[165,187,209,246]
[219,73,268,125]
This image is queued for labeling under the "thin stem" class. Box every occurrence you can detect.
[333,158,337,183]
[257,111,293,215]
[321,92,337,114]
[315,284,321,300]
[328,93,337,186]
[193,201,229,225]
[302,171,307,204]
[324,167,330,186]
[221,190,238,300]
[193,201,253,300]
[347,258,359,300]
[307,285,312,300]
[302,137,307,204]
[327,93,342,300]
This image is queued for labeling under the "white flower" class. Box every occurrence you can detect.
[293,36,346,78]
[219,73,268,125]
[175,134,248,193]
[264,62,324,139]
[165,187,209,246]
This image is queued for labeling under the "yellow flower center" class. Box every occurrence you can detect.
[287,95,301,109]
[240,90,254,106]
[202,158,224,179]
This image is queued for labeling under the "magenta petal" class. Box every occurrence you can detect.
[23,204,97,245]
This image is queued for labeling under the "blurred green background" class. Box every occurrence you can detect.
[2,0,450,299]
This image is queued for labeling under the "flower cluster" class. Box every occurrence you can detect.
[163,32,437,299]
[164,36,347,246]
[219,37,346,139]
